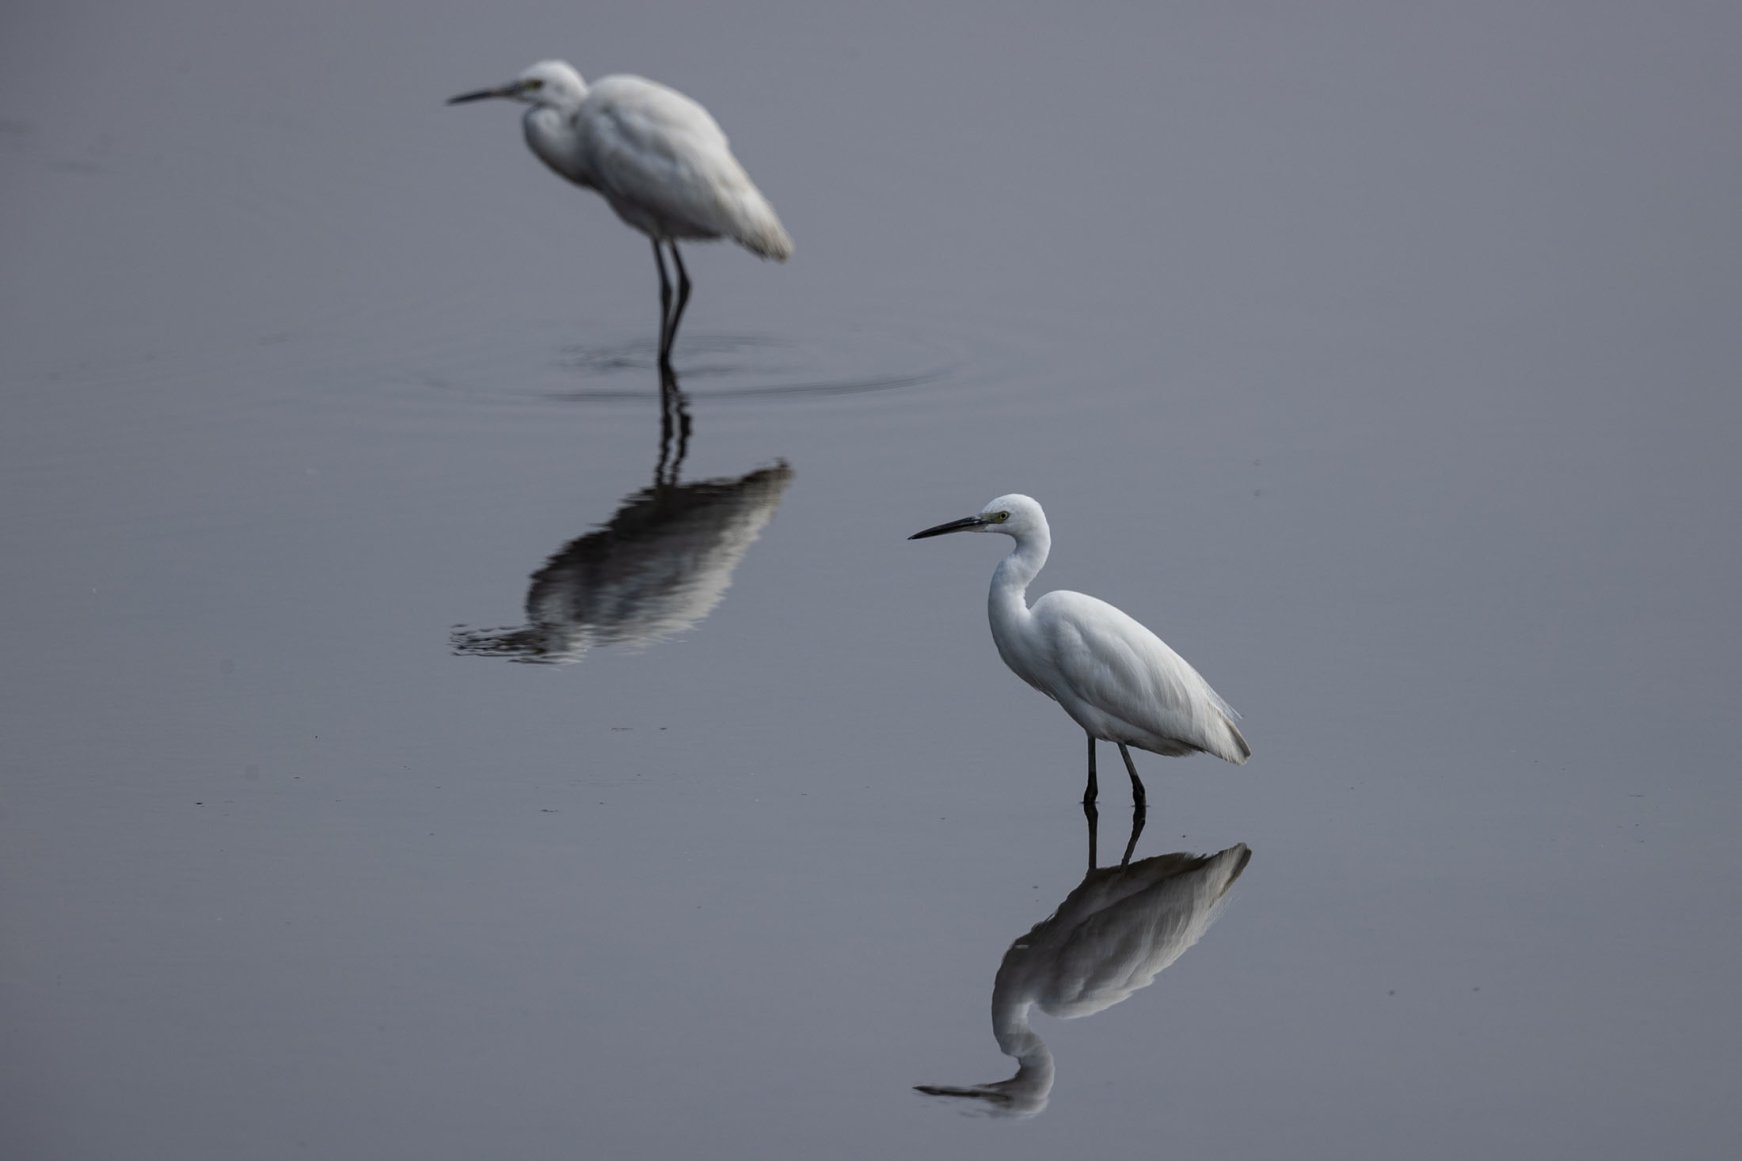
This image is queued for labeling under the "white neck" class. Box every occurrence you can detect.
[523,99,592,187]
[987,525,1050,630]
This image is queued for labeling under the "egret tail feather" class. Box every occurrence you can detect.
[1223,717,1251,764]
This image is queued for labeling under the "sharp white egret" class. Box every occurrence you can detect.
[447,60,793,367]
[917,840,1252,1116]
[909,495,1250,805]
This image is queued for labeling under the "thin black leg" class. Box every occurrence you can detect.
[1083,733,1099,805]
[1118,743,1147,808]
[667,243,693,363]
[652,240,674,365]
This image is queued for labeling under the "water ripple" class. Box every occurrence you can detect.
[408,323,967,412]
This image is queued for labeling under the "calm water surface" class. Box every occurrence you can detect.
[5,3,1740,1158]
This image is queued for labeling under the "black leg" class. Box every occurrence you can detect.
[652,240,674,366]
[1083,733,1099,805]
[1118,743,1147,808]
[666,242,693,363]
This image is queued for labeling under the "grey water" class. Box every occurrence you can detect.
[4,3,1740,1158]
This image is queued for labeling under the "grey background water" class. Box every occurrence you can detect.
[4,2,1740,1157]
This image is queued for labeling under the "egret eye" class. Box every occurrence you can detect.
[525,78,544,90]
[991,511,1010,523]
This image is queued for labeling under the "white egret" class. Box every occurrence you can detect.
[909,495,1249,805]
[447,60,793,367]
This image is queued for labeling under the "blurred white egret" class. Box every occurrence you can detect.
[447,60,793,367]
[910,495,1250,805]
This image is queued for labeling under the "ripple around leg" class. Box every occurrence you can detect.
[401,317,1001,413]
[553,331,960,401]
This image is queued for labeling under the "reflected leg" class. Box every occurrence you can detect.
[1118,743,1147,808]
[1083,796,1100,871]
[1083,732,1098,805]
[1120,801,1147,867]
[671,368,692,479]
[655,361,692,488]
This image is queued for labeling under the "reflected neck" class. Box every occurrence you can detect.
[991,1001,1055,1102]
[992,999,1044,1058]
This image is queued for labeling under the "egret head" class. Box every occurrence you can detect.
[909,494,1046,541]
[447,60,587,109]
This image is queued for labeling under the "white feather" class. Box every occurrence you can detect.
[1027,589,1248,763]
[503,63,791,259]
[912,493,1250,796]
[575,76,792,258]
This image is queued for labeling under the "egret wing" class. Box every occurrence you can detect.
[1031,590,1246,762]
[579,76,790,256]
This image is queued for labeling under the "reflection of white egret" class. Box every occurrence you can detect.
[452,463,792,663]
[910,494,1249,805]
[918,841,1251,1117]
[447,60,793,368]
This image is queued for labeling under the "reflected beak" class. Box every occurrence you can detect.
[909,515,986,540]
[914,1084,1014,1106]
[446,83,518,106]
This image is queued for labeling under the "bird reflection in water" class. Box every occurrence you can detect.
[917,808,1251,1117]
[452,368,792,663]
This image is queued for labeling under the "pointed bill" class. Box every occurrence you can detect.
[908,515,987,540]
[446,83,519,105]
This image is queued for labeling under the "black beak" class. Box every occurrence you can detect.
[446,85,514,106]
[909,515,986,540]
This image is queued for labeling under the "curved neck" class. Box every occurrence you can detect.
[992,996,1042,1057]
[987,527,1049,623]
[989,999,1055,1109]
[523,102,592,187]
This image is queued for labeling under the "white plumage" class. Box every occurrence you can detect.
[910,494,1249,804]
[448,60,791,365]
